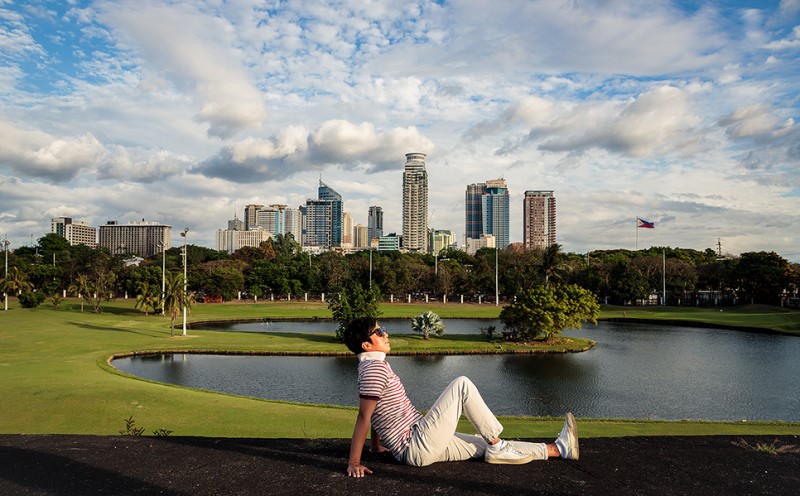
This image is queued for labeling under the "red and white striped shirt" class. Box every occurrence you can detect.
[357,352,422,459]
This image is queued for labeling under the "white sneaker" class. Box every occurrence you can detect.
[555,412,579,460]
[484,441,535,465]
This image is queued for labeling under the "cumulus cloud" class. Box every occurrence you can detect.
[0,120,105,181]
[195,120,434,182]
[97,0,266,139]
[479,87,705,159]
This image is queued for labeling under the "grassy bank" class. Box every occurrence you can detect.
[1,298,798,438]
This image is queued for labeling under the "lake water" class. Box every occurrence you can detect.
[113,320,800,421]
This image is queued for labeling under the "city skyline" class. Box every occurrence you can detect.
[1,2,798,262]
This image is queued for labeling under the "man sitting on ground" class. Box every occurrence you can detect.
[344,316,579,477]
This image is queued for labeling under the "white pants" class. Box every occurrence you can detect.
[401,376,548,467]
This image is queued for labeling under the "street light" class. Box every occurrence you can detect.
[369,247,373,288]
[495,246,499,306]
[179,228,189,336]
[3,238,9,311]
[157,241,166,316]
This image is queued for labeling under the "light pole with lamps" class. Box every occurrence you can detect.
[180,228,189,336]
[495,246,499,306]
[3,238,9,311]
[157,241,166,315]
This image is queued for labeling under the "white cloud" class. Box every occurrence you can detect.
[0,120,105,181]
[196,120,434,182]
[97,0,266,139]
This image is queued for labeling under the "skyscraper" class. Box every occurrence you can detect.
[465,178,509,249]
[465,183,485,240]
[303,180,343,248]
[402,152,428,252]
[368,206,383,242]
[523,190,556,250]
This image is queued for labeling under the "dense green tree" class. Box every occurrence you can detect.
[499,284,600,341]
[196,260,246,301]
[734,251,794,305]
[329,283,382,341]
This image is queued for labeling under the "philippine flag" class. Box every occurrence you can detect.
[637,217,655,229]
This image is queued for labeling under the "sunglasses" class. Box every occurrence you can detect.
[368,327,387,338]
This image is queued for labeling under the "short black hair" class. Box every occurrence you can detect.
[343,317,378,354]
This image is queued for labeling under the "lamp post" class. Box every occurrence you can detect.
[495,246,499,306]
[180,228,188,336]
[369,247,373,288]
[3,238,9,311]
[157,241,166,316]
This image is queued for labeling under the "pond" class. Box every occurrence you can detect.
[113,320,800,421]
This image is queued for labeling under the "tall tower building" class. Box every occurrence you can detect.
[368,206,383,242]
[342,212,352,245]
[523,190,556,250]
[465,178,509,249]
[303,180,343,248]
[482,179,509,249]
[402,152,428,252]
[465,183,485,240]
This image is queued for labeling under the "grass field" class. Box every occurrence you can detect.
[1,297,798,438]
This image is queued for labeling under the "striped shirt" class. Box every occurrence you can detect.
[357,352,422,459]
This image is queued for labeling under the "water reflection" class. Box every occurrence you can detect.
[114,321,800,421]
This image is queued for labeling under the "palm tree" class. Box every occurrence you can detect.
[134,281,159,316]
[411,311,446,340]
[540,243,569,286]
[163,271,193,337]
[68,274,91,312]
[2,266,34,296]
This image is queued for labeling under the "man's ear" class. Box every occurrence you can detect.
[361,340,371,352]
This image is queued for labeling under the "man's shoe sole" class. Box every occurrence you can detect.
[565,412,580,460]
[485,453,536,465]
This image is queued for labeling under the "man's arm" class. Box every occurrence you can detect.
[370,426,388,453]
[347,397,378,477]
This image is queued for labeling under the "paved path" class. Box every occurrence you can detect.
[1,435,799,495]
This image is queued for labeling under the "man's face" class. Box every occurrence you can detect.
[363,323,391,353]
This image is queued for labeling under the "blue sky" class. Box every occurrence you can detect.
[1,0,799,261]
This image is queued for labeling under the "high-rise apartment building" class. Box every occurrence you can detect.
[368,206,383,242]
[303,180,343,248]
[216,226,271,254]
[402,153,428,252]
[255,206,279,234]
[353,224,370,248]
[342,212,352,245]
[523,190,556,250]
[98,220,171,257]
[51,217,97,248]
[244,204,263,231]
[227,216,245,231]
[465,178,509,249]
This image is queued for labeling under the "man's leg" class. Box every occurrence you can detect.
[403,376,504,466]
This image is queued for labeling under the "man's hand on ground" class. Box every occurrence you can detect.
[347,462,373,478]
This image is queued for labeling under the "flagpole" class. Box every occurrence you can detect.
[635,217,638,250]
[662,249,666,306]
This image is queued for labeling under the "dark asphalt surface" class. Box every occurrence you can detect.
[1,435,799,495]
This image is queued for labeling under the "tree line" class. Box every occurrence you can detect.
[2,233,798,311]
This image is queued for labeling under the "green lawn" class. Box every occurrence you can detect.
[1,298,798,438]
